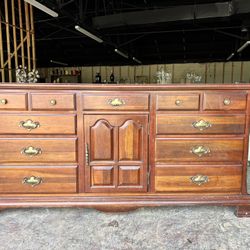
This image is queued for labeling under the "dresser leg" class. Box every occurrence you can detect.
[94,205,139,213]
[235,206,250,217]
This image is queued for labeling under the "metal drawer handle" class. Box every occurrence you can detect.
[190,174,209,186]
[50,99,57,105]
[190,145,210,157]
[22,176,43,187]
[85,143,89,165]
[0,99,7,105]
[223,98,231,105]
[175,99,183,106]
[21,146,42,156]
[192,120,212,131]
[108,98,125,106]
[19,119,40,131]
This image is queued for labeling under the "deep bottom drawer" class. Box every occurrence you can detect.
[0,166,77,193]
[155,165,242,193]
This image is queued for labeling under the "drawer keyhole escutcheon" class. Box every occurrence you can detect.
[21,146,42,157]
[192,120,212,131]
[108,98,125,107]
[223,98,231,106]
[19,119,40,131]
[22,176,43,187]
[0,99,7,105]
[190,174,209,186]
[190,145,210,157]
[50,99,57,105]
[175,99,182,106]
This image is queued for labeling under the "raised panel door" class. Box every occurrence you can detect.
[84,115,148,192]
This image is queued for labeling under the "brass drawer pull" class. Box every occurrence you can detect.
[22,176,42,187]
[21,146,42,156]
[19,119,40,131]
[175,99,182,106]
[223,98,231,105]
[190,174,209,186]
[190,145,210,157]
[192,120,212,131]
[0,99,7,105]
[108,98,125,107]
[50,99,57,106]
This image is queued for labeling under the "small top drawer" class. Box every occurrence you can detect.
[31,93,75,111]
[0,93,27,110]
[203,92,247,111]
[156,93,200,110]
[82,93,149,111]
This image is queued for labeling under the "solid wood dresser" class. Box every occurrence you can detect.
[0,83,250,217]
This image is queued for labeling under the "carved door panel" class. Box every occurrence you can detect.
[84,115,148,192]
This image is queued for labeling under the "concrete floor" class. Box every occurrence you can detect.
[0,170,249,250]
[0,206,250,250]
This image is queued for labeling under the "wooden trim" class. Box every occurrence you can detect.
[11,0,18,68]
[4,0,12,81]
[30,5,36,69]
[18,0,25,67]
[24,2,31,71]
[0,4,5,82]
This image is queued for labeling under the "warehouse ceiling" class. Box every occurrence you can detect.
[33,0,250,66]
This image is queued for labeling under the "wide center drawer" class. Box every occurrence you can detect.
[156,114,246,134]
[155,138,244,163]
[0,114,76,134]
[82,93,149,110]
[0,166,77,193]
[0,138,77,163]
[155,165,242,193]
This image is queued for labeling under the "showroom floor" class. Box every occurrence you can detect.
[0,170,250,250]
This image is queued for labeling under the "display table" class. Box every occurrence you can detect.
[0,83,249,217]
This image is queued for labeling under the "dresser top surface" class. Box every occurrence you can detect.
[1,82,250,91]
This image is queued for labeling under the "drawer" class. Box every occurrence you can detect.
[0,138,77,163]
[0,166,77,193]
[31,93,75,110]
[156,114,246,134]
[0,93,27,110]
[0,114,76,134]
[155,165,242,193]
[156,93,200,110]
[155,138,244,163]
[203,92,247,110]
[82,94,149,110]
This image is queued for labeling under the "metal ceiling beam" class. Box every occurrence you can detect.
[92,1,250,29]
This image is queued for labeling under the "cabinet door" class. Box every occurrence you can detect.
[84,115,148,192]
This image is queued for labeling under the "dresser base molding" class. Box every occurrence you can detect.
[0,195,250,216]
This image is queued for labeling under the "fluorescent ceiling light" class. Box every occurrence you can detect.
[237,41,250,53]
[50,60,68,66]
[114,49,129,59]
[24,0,58,17]
[132,57,142,64]
[226,53,235,61]
[75,25,103,43]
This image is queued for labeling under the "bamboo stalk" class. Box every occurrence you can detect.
[4,0,12,82]
[0,4,5,82]
[12,0,18,68]
[24,2,31,71]
[18,0,25,67]
[30,5,36,69]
